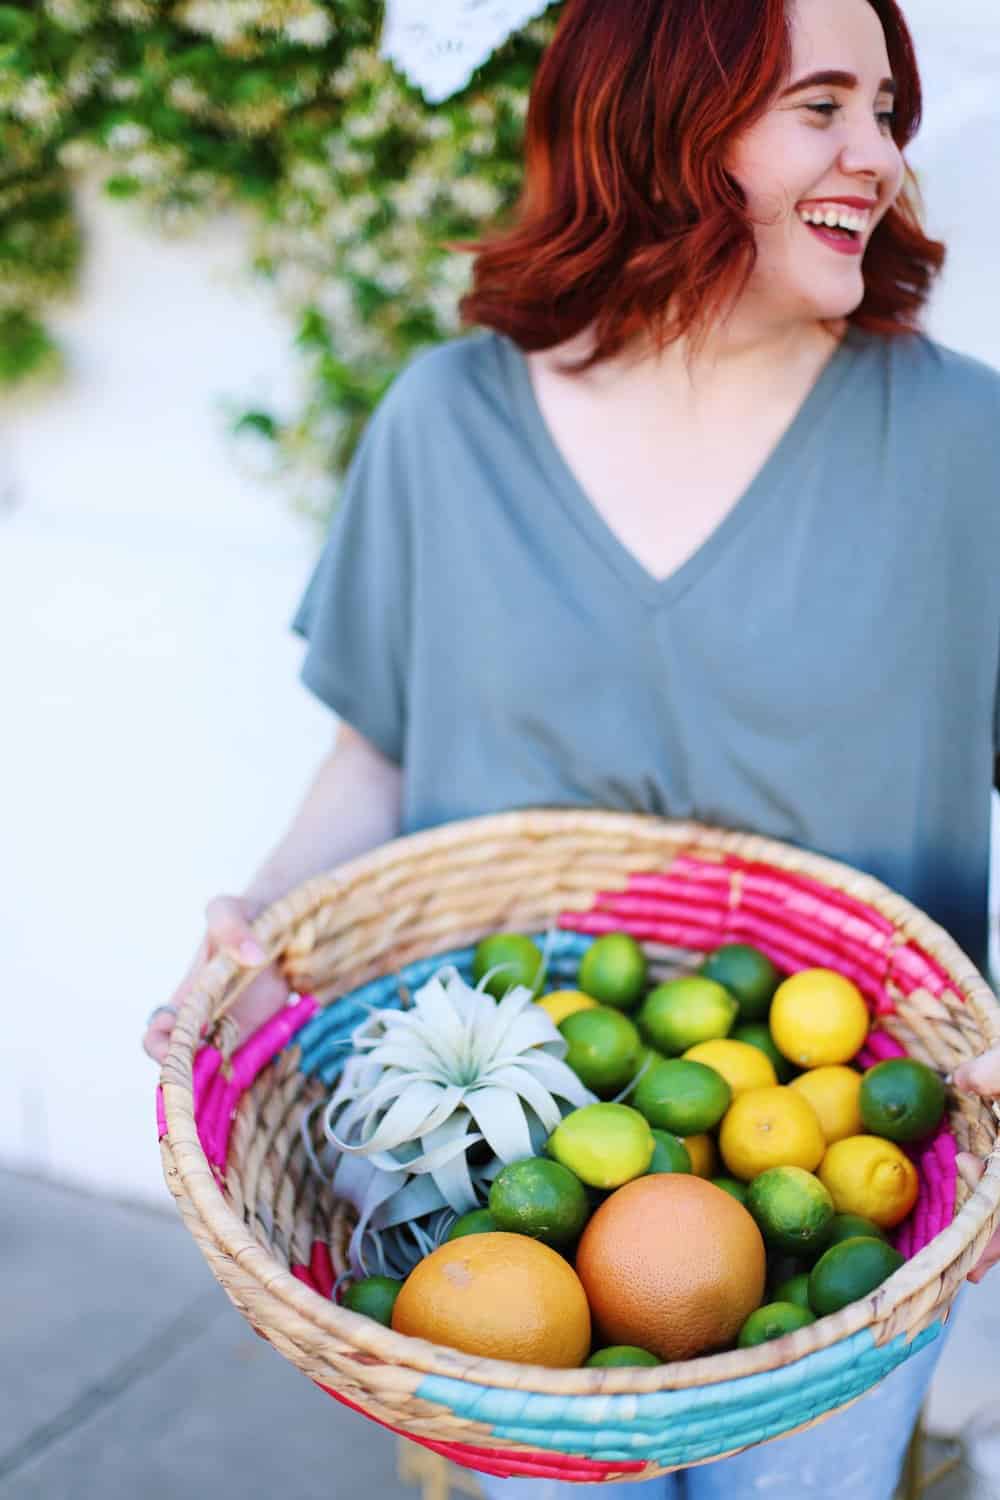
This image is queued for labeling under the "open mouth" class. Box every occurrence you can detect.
[799,219,865,256]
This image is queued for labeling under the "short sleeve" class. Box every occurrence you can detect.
[292,391,414,765]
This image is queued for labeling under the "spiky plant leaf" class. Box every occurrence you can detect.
[309,961,597,1276]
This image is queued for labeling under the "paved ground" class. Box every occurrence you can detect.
[1,1169,997,1500]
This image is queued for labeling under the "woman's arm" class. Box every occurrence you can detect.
[142,721,403,1061]
[242,720,403,910]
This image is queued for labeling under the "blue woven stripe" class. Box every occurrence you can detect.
[412,1323,942,1466]
[292,931,596,1083]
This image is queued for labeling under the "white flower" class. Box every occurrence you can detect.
[11,78,61,127]
[106,121,148,151]
[284,8,333,47]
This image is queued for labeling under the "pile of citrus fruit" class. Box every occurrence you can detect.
[341,933,949,1369]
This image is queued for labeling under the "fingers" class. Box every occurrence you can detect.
[951,1044,1000,1097]
[205,895,267,967]
[143,1009,176,1064]
[227,967,293,1041]
[957,1151,986,1190]
[143,896,275,1064]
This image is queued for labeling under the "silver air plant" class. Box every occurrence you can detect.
[304,964,597,1280]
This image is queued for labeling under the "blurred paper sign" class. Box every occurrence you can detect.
[380,0,558,102]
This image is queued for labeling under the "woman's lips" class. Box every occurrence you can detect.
[802,220,864,257]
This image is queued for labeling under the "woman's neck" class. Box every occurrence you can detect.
[546,315,847,417]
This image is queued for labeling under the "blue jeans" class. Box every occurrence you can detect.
[474,1324,948,1500]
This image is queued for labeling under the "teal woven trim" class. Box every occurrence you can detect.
[294,932,595,1084]
[413,1323,942,1467]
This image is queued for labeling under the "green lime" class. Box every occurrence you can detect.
[632,1057,731,1135]
[637,977,738,1056]
[699,944,781,1022]
[711,1176,749,1205]
[859,1059,946,1143]
[647,1129,692,1174]
[771,1272,813,1311]
[473,933,545,1000]
[488,1158,590,1248]
[341,1275,402,1326]
[578,933,648,1012]
[738,1301,815,1348]
[732,1023,799,1084]
[824,1213,889,1248]
[808,1236,905,1317]
[746,1167,835,1256]
[585,1345,659,1368]
[559,1007,643,1098]
[445,1208,499,1240]
[547,1103,655,1189]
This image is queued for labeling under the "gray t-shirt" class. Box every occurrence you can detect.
[293,325,1000,973]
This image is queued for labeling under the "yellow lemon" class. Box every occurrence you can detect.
[718,1086,826,1181]
[790,1066,864,1144]
[770,969,870,1068]
[536,990,600,1027]
[682,1133,718,1178]
[684,1039,777,1096]
[817,1135,919,1229]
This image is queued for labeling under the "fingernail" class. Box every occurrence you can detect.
[239,939,267,965]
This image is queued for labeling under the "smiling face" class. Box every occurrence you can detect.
[725,0,906,330]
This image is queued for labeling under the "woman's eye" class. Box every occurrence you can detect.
[805,101,897,132]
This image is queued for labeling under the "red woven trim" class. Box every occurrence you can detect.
[316,1383,647,1481]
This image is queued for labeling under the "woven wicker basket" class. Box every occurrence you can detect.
[158,811,1000,1484]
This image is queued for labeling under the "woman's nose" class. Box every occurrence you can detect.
[838,114,901,184]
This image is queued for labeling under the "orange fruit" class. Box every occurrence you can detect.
[683,1039,777,1095]
[718,1086,826,1181]
[391,1233,591,1367]
[682,1133,718,1178]
[575,1175,766,1362]
[790,1065,863,1144]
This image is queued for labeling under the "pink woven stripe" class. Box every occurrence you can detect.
[670,857,898,935]
[205,995,319,1168]
[892,1128,958,1257]
[156,995,319,1168]
[559,912,730,952]
[156,1043,223,1142]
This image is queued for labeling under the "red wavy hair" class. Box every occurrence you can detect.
[457,0,946,369]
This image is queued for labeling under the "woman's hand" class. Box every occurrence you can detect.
[142,894,291,1064]
[952,1045,1000,1283]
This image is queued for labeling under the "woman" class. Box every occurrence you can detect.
[145,0,1000,1492]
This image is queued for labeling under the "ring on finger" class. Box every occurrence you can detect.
[146,1002,179,1028]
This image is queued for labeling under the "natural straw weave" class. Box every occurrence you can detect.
[159,811,1000,1482]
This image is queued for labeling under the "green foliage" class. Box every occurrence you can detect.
[2,0,562,517]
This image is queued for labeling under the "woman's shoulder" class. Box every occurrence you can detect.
[377,329,505,430]
[877,327,1000,433]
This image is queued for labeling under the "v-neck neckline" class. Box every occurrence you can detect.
[494,325,864,609]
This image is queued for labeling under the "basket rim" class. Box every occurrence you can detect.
[160,808,1000,1397]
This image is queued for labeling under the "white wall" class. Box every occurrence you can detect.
[3,4,1000,1206]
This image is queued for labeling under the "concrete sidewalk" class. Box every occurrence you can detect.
[1,1169,996,1500]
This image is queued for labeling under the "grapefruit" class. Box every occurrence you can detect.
[575,1175,766,1362]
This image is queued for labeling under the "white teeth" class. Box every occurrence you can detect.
[797,204,872,234]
